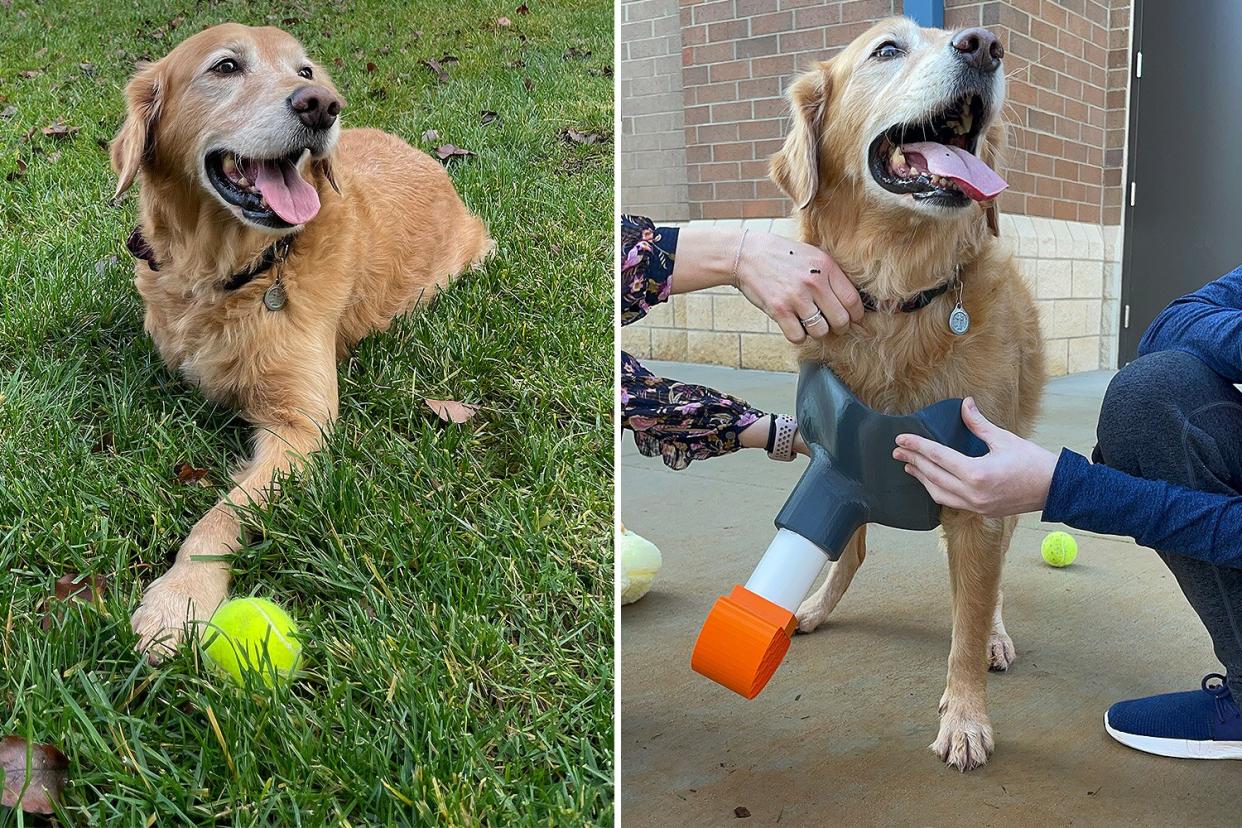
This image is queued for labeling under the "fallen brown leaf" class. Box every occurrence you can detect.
[173,460,210,486]
[41,119,79,139]
[560,127,609,145]
[42,571,108,629]
[422,56,459,83]
[497,16,511,27]
[17,69,43,79]
[523,77,533,91]
[332,56,344,67]
[422,58,448,82]
[422,128,439,143]
[734,805,751,818]
[54,572,107,603]
[434,144,475,162]
[424,398,480,424]
[366,61,377,73]
[563,46,591,60]
[516,3,529,13]
[5,158,26,182]
[0,736,68,815]
[480,110,499,126]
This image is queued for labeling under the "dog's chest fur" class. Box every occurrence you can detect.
[798,247,1045,437]
[134,262,336,406]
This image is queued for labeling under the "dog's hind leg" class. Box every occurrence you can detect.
[794,526,866,634]
[931,511,1006,770]
[131,344,339,663]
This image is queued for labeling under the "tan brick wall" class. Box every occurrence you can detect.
[623,217,1125,377]
[620,0,692,220]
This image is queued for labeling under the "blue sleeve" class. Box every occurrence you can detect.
[1042,449,1242,568]
[1138,264,1242,381]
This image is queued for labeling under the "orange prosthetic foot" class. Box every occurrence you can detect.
[691,585,797,699]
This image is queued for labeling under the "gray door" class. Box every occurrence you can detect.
[1120,0,1242,363]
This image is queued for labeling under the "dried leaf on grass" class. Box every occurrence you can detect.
[561,127,609,145]
[41,572,108,630]
[434,144,475,162]
[41,119,79,139]
[424,399,480,424]
[0,736,68,815]
[173,460,210,486]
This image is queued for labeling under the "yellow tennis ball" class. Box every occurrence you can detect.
[201,597,302,687]
[1041,531,1078,567]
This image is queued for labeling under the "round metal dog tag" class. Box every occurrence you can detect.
[948,303,970,336]
[263,281,287,312]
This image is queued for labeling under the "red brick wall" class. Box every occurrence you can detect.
[676,0,1130,224]
[678,0,901,220]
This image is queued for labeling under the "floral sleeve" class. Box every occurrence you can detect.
[620,215,765,470]
[620,215,678,324]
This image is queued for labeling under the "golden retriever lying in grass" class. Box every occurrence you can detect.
[769,17,1045,769]
[113,23,493,661]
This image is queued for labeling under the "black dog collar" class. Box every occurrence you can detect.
[125,226,298,291]
[857,281,953,314]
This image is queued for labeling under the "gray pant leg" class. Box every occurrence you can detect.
[1094,350,1242,694]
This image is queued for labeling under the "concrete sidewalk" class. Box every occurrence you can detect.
[620,362,1238,827]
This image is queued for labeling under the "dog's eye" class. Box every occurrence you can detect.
[871,41,904,61]
[211,58,241,75]
[298,66,313,79]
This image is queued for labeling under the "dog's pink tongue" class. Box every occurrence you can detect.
[252,158,320,224]
[902,141,1008,201]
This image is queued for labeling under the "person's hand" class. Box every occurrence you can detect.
[892,397,1059,518]
[734,232,862,343]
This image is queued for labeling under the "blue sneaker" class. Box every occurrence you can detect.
[1104,673,1242,759]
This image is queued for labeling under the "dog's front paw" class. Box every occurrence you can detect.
[131,569,227,664]
[987,629,1016,671]
[794,598,831,635]
[930,706,994,771]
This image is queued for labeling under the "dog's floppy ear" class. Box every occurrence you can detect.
[110,62,163,199]
[770,65,831,211]
[979,120,1008,238]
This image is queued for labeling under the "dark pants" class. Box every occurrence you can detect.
[1094,350,1242,695]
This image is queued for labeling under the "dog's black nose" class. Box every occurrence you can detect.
[287,85,343,131]
[951,27,1004,73]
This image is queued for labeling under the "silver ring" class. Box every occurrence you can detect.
[799,309,826,327]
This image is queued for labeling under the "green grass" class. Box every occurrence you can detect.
[0,0,613,824]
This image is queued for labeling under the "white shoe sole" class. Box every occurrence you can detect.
[1105,711,1242,759]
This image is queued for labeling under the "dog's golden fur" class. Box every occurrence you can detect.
[114,23,492,660]
[769,18,1044,769]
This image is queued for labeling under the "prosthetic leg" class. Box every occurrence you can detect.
[690,362,987,698]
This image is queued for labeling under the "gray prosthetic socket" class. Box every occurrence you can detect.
[775,363,987,561]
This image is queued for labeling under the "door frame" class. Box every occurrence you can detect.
[1118,0,1143,365]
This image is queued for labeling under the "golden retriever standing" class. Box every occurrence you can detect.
[769,17,1044,769]
[113,23,493,661]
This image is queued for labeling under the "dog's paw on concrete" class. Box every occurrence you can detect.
[794,601,831,635]
[931,707,995,771]
[986,629,1016,671]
